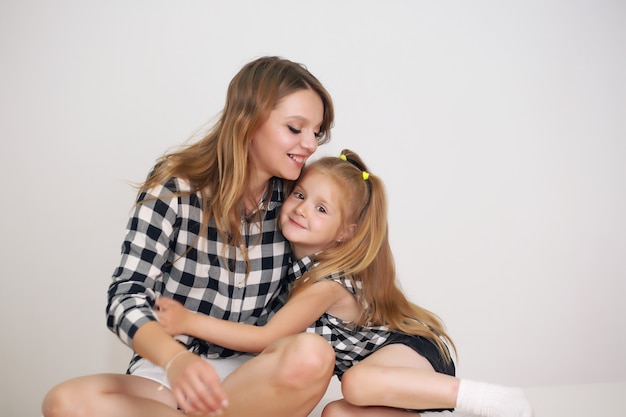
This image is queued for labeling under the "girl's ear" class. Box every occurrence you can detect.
[337,223,357,243]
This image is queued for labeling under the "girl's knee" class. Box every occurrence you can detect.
[340,367,372,406]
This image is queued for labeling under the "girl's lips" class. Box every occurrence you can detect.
[288,217,305,229]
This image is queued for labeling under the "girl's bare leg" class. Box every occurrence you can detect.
[322,399,471,417]
[220,332,335,417]
[42,373,179,417]
[339,343,459,411]
[323,344,533,417]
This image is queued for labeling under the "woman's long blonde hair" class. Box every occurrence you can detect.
[138,56,334,251]
[290,149,456,363]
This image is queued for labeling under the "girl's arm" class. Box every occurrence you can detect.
[156,279,346,352]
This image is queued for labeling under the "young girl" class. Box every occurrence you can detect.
[156,149,534,417]
[42,56,337,417]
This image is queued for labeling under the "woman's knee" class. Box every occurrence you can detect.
[42,373,176,417]
[274,333,335,389]
[291,333,335,374]
[42,380,90,417]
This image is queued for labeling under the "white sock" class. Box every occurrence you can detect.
[455,380,534,417]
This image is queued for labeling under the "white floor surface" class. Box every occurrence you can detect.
[308,379,626,417]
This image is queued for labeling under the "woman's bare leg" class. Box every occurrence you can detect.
[43,333,334,417]
[322,398,416,417]
[42,373,179,417]
[220,332,335,417]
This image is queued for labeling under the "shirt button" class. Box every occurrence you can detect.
[237,281,244,288]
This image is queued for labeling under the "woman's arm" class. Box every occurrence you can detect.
[156,279,347,352]
[106,179,184,348]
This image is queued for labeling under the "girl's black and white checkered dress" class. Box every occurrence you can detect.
[288,257,455,381]
[287,258,391,378]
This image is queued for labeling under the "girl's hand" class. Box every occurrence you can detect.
[166,351,229,415]
[155,297,194,336]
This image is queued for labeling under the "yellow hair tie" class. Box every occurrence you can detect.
[340,154,369,180]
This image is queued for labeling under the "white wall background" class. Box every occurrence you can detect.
[1,1,624,415]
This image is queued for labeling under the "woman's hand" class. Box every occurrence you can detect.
[155,297,194,336]
[165,351,229,414]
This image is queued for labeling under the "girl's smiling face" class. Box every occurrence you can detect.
[280,170,355,259]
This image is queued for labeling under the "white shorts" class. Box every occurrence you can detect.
[129,353,255,390]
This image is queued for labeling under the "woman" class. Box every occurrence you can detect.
[42,56,336,417]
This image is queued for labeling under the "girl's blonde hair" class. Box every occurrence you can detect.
[138,56,334,251]
[290,149,456,363]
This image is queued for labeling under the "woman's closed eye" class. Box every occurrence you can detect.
[288,125,322,138]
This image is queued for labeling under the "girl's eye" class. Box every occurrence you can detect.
[293,191,304,200]
[316,206,327,214]
[314,131,322,139]
[288,125,301,134]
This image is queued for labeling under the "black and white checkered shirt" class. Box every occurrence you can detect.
[289,258,392,378]
[106,176,292,364]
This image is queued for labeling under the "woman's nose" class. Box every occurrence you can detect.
[301,131,318,153]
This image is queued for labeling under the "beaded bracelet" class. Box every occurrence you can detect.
[164,350,189,375]
[157,350,189,391]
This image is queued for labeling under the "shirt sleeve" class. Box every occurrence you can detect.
[105,178,183,348]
